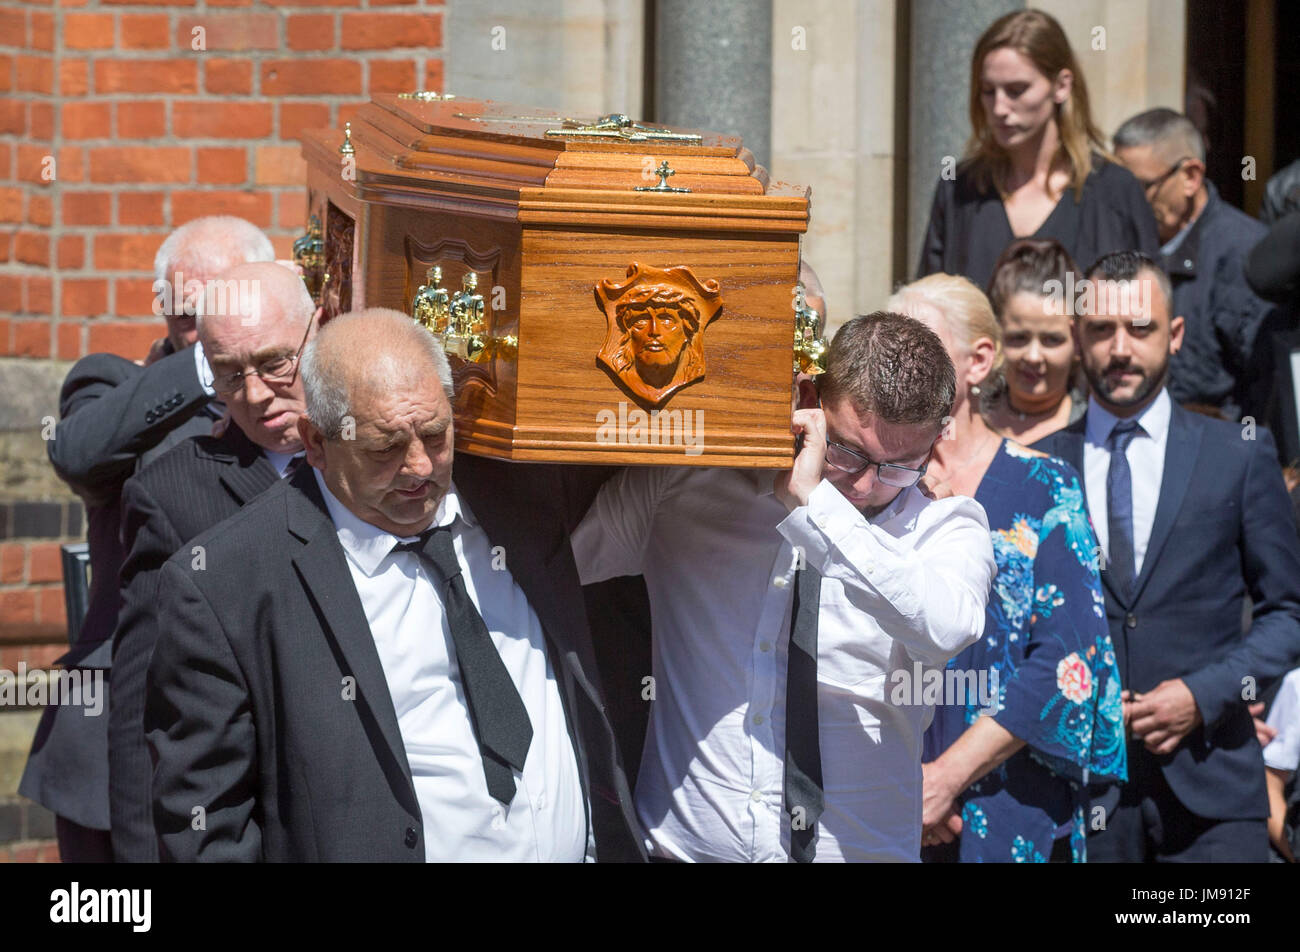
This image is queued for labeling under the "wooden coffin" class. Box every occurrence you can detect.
[299,94,811,467]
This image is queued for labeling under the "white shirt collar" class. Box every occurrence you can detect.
[311,468,471,577]
[1086,387,1171,447]
[262,448,304,478]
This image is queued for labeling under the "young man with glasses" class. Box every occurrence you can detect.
[107,261,317,862]
[571,311,996,862]
[1114,107,1276,425]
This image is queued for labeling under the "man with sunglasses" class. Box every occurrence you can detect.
[571,311,996,862]
[108,261,317,862]
[1114,108,1276,426]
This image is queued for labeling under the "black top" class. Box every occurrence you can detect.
[917,152,1160,289]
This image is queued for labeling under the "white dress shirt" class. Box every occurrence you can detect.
[1264,668,1300,772]
[262,448,303,477]
[571,467,994,862]
[313,470,587,862]
[1084,388,1171,575]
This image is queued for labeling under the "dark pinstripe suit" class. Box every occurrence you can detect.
[110,423,279,862]
[21,346,217,858]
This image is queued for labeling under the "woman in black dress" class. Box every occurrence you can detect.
[918,9,1158,288]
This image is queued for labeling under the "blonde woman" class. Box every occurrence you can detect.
[888,273,1125,862]
[918,9,1158,288]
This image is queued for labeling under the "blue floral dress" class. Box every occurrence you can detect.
[923,440,1127,862]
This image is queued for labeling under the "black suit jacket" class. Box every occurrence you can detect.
[1034,402,1300,820]
[110,424,280,862]
[20,346,215,829]
[144,456,647,862]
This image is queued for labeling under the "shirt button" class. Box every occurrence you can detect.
[759,641,772,653]
[752,713,765,726]
[772,575,789,588]
[750,790,762,803]
[815,515,828,528]
[535,792,546,810]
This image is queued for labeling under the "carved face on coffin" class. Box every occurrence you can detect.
[595,262,723,407]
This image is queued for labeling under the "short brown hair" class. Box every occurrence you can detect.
[820,311,956,430]
[987,237,1078,319]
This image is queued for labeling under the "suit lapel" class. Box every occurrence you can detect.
[284,466,417,808]
[1131,404,1201,603]
[200,424,281,507]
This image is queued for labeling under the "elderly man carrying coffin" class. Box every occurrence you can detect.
[145,308,645,862]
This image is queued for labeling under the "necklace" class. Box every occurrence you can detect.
[1007,393,1058,424]
[936,429,999,483]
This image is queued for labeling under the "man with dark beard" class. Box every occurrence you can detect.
[1034,251,1300,862]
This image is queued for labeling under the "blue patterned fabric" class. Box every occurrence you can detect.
[923,440,1127,862]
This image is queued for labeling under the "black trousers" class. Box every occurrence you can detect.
[1088,744,1268,863]
[55,815,114,863]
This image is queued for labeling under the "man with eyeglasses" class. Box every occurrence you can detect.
[571,311,996,862]
[21,216,276,864]
[108,261,317,862]
[1114,108,1277,426]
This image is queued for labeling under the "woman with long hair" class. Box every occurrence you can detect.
[887,273,1126,862]
[983,237,1087,444]
[918,9,1158,288]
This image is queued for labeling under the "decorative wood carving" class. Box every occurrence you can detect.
[300,94,810,466]
[323,203,354,322]
[594,262,723,408]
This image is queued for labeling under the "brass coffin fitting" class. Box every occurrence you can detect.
[411,267,517,363]
[293,215,326,304]
[792,282,827,375]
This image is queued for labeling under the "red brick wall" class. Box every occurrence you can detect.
[0,0,445,362]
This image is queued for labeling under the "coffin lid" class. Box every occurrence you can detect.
[302,94,809,227]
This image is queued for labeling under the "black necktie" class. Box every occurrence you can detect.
[1105,420,1142,599]
[393,526,533,806]
[783,563,824,862]
[283,454,306,479]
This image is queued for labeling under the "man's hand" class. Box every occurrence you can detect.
[921,760,960,837]
[1129,678,1202,755]
[140,337,169,367]
[919,472,953,501]
[773,407,828,511]
[1250,701,1278,748]
[921,761,964,846]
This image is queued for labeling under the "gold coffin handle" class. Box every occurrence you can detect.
[293,215,326,305]
[410,267,516,363]
[792,282,827,375]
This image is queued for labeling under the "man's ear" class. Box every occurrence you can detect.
[1181,159,1206,198]
[1168,315,1186,356]
[299,416,326,471]
[796,375,820,410]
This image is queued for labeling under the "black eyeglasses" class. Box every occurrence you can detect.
[1138,157,1189,195]
[210,316,313,395]
[824,439,929,488]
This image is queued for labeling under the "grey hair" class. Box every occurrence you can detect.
[195,261,315,337]
[300,308,455,440]
[1113,108,1206,163]
[154,216,274,283]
